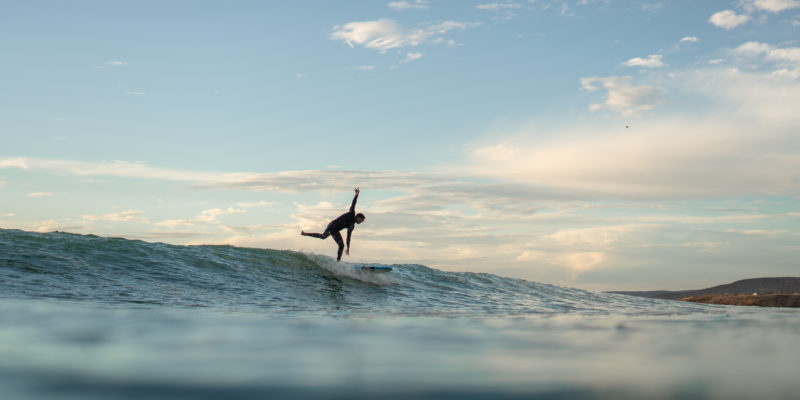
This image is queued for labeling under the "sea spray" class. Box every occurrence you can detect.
[301,251,395,286]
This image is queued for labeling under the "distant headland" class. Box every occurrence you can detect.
[610,277,800,308]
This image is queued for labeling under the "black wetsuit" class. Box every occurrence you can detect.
[303,193,358,261]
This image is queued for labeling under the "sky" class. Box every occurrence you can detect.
[1,0,799,291]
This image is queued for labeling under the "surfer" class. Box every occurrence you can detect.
[301,187,366,261]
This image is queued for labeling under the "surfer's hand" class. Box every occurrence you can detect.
[354,187,359,195]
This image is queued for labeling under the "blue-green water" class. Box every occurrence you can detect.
[1,229,798,399]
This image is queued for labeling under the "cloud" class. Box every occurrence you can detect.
[580,76,665,116]
[4,61,800,206]
[330,19,478,53]
[27,192,53,198]
[680,36,699,43]
[689,61,800,121]
[0,157,452,195]
[733,41,800,78]
[35,220,84,233]
[709,10,750,29]
[467,117,799,199]
[353,65,375,71]
[156,207,245,228]
[196,169,448,193]
[476,3,523,10]
[467,63,800,200]
[81,210,148,222]
[681,241,729,253]
[559,3,573,17]
[123,91,145,95]
[622,54,665,68]
[234,201,275,209]
[219,224,281,235]
[399,52,424,64]
[5,152,798,290]
[726,228,790,237]
[746,0,800,13]
[92,60,128,69]
[0,158,222,182]
[579,0,612,5]
[388,0,429,11]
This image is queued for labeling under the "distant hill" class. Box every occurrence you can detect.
[610,277,800,301]
[680,293,800,307]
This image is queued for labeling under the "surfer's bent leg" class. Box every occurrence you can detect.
[332,231,345,261]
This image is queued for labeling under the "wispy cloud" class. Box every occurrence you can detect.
[680,36,699,43]
[27,192,53,198]
[157,207,245,228]
[399,52,424,64]
[681,241,729,253]
[709,10,750,29]
[688,60,800,121]
[464,64,800,205]
[82,210,148,222]
[476,3,523,10]
[92,59,128,69]
[580,76,665,115]
[35,220,84,233]
[4,153,798,289]
[622,54,665,68]
[466,63,800,199]
[733,41,800,78]
[0,157,449,193]
[330,19,479,53]
[726,228,790,237]
[468,117,799,199]
[220,224,279,235]
[708,1,799,31]
[235,201,275,209]
[746,0,800,13]
[388,0,429,11]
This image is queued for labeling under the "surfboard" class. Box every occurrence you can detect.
[354,265,393,273]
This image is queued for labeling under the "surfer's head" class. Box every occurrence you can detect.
[356,213,366,224]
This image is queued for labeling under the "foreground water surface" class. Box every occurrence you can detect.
[1,229,798,399]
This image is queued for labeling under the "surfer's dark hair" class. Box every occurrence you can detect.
[356,213,365,220]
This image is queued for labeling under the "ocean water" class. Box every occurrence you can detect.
[1,228,798,399]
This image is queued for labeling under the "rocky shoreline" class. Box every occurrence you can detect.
[610,277,800,308]
[680,293,800,307]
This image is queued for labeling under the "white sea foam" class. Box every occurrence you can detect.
[302,251,394,286]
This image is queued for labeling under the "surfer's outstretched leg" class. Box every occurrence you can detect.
[332,231,344,261]
[302,230,330,239]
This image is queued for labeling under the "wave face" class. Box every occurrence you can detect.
[0,229,706,316]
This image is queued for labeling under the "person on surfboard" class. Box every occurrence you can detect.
[301,187,365,261]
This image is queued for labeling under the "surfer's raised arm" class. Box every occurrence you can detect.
[350,187,360,212]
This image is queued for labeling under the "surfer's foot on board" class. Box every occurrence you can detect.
[301,231,306,236]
